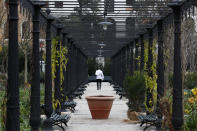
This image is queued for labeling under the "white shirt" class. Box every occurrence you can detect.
[95,69,104,80]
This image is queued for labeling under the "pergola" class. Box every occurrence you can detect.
[40,0,172,57]
[6,0,197,130]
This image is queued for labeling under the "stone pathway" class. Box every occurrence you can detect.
[63,82,145,131]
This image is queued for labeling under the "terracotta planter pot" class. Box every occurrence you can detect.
[86,95,115,119]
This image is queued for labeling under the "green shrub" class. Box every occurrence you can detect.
[123,71,146,111]
[103,58,111,76]
[184,72,197,89]
[183,112,197,131]
[19,71,31,86]
[19,84,44,130]
[87,58,97,76]
[40,72,45,83]
[40,83,45,106]
[168,72,173,88]
[182,87,197,131]
[169,72,197,89]
[19,71,25,86]
[0,90,6,131]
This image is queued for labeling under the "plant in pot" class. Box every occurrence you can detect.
[123,71,146,121]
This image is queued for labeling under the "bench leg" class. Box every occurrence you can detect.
[119,95,122,99]
[143,122,154,131]
[63,121,68,127]
[59,125,65,131]
[54,123,65,131]
[140,121,145,127]
[143,124,150,131]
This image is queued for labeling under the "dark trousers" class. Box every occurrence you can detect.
[96,79,102,90]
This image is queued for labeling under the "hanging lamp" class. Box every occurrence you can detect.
[98,12,113,30]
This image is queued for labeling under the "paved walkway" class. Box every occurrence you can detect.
[64,82,144,131]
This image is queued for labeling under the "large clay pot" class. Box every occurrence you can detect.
[86,95,115,119]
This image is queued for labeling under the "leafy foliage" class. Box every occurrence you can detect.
[103,58,111,76]
[143,40,158,113]
[40,71,45,83]
[0,73,6,130]
[184,72,197,89]
[0,93,6,131]
[184,112,197,131]
[87,57,97,76]
[51,37,68,109]
[169,72,197,90]
[59,42,68,86]
[51,38,58,80]
[19,86,31,130]
[123,71,146,111]
[183,87,197,130]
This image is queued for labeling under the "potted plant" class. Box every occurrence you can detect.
[123,71,146,121]
[85,95,115,119]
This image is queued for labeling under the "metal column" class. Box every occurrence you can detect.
[6,0,20,130]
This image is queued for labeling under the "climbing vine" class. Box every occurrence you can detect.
[60,43,69,86]
[51,38,58,80]
[135,42,141,68]
[51,37,68,85]
[51,37,69,109]
[143,39,158,113]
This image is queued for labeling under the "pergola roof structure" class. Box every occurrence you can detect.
[34,0,177,57]
[6,0,197,130]
[19,0,196,58]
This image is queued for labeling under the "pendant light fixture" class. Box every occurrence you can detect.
[98,12,113,30]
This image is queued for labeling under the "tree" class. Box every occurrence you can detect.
[76,0,101,20]
[0,1,7,129]
[19,21,32,84]
[103,58,111,76]
[182,18,197,71]
[0,0,7,44]
[0,0,8,73]
[87,57,97,76]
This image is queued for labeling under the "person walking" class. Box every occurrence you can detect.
[95,67,104,90]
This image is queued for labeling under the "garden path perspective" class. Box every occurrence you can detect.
[64,82,144,131]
